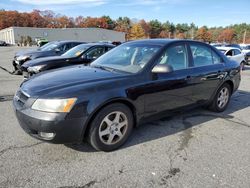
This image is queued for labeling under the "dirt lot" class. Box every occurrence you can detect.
[0,46,250,188]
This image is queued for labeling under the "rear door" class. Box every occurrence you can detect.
[187,42,226,103]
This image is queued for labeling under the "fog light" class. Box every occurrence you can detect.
[39,132,55,139]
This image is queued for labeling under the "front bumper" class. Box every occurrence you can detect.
[12,58,30,71]
[13,94,88,144]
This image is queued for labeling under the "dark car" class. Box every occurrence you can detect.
[225,44,242,50]
[12,40,84,75]
[13,39,241,151]
[245,51,250,64]
[21,43,115,78]
[0,40,7,46]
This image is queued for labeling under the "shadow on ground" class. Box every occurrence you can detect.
[66,89,250,152]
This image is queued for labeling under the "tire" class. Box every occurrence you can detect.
[12,70,22,75]
[88,103,134,151]
[209,83,231,112]
[240,61,245,71]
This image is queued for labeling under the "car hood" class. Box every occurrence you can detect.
[21,66,126,97]
[22,56,66,68]
[15,50,54,59]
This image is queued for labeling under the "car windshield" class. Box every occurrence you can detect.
[39,42,59,51]
[91,43,160,74]
[61,44,90,58]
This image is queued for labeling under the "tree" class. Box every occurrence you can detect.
[102,15,115,29]
[196,27,212,42]
[218,28,236,43]
[159,30,169,38]
[114,17,131,40]
[149,19,162,38]
[129,24,146,40]
[139,19,150,38]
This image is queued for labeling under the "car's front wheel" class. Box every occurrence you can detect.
[240,61,245,71]
[88,103,134,151]
[209,83,231,112]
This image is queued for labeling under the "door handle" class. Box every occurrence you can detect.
[66,59,69,62]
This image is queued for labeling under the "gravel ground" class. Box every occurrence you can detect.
[0,46,250,188]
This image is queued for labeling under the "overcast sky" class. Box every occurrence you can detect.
[1,0,250,27]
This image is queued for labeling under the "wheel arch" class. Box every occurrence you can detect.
[82,98,137,139]
[224,79,234,94]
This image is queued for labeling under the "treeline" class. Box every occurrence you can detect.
[1,9,250,43]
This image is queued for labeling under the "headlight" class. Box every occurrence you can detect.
[31,98,77,113]
[27,65,45,73]
[16,55,30,61]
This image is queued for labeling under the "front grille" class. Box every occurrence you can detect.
[14,89,29,108]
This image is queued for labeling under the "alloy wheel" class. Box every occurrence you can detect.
[217,87,229,109]
[98,111,128,145]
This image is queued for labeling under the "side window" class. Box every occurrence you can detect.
[212,50,222,64]
[233,49,241,55]
[59,44,71,52]
[86,47,105,59]
[156,44,187,70]
[226,50,233,56]
[106,47,113,51]
[190,44,213,67]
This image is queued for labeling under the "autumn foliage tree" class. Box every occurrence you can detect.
[217,28,236,43]
[196,27,212,42]
[129,24,146,40]
[0,9,250,43]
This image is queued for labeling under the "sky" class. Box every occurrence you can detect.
[1,0,250,27]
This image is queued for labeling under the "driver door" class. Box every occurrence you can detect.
[143,43,196,116]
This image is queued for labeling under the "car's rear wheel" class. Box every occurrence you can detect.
[88,103,133,151]
[209,83,231,112]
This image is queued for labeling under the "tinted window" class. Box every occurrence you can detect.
[191,44,213,66]
[156,44,187,70]
[86,47,105,59]
[233,49,241,55]
[212,50,222,64]
[226,50,233,56]
[59,43,72,52]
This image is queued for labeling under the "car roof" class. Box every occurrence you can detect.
[216,46,240,51]
[52,40,85,44]
[124,39,212,47]
[75,43,115,48]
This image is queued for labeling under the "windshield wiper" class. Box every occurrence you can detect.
[92,65,116,72]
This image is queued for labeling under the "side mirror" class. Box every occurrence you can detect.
[152,64,173,74]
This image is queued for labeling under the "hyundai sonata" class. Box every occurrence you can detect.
[13,39,241,151]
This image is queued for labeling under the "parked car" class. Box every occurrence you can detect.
[216,46,246,70]
[239,44,250,54]
[0,40,7,46]
[244,51,250,64]
[239,44,250,64]
[12,40,84,75]
[21,43,115,78]
[36,38,49,47]
[13,39,241,151]
[225,44,242,50]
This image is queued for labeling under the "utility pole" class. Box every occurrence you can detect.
[243,30,246,44]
